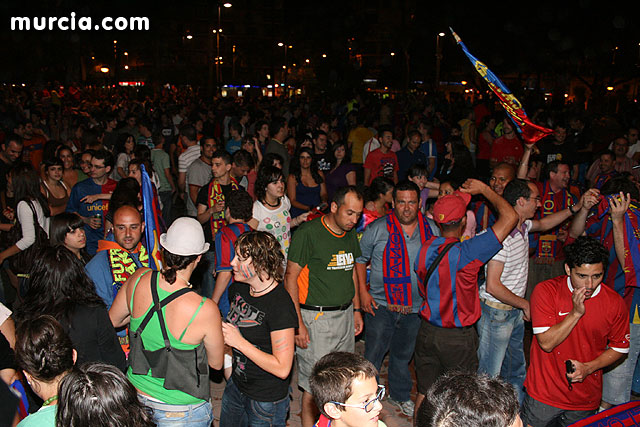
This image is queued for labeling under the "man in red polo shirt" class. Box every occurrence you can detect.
[522,237,629,427]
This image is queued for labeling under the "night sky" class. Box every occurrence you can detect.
[1,0,639,87]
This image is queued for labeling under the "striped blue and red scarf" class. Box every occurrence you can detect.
[382,212,432,312]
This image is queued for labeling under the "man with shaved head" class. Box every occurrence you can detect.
[86,205,148,309]
[474,163,515,232]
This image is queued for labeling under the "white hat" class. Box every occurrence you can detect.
[160,217,209,256]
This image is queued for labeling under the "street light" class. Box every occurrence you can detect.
[100,67,109,73]
[435,32,446,90]
[278,42,292,96]
[214,2,232,91]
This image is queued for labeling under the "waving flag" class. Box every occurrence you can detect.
[598,195,640,322]
[450,28,553,144]
[140,164,164,270]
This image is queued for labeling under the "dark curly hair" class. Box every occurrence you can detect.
[15,246,105,325]
[235,231,285,283]
[564,236,610,271]
[56,362,155,427]
[15,315,74,383]
[417,372,519,427]
[226,190,254,221]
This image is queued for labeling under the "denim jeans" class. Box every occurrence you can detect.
[137,394,213,427]
[602,322,640,405]
[159,190,173,226]
[477,300,526,404]
[194,251,216,302]
[364,305,421,402]
[220,378,289,427]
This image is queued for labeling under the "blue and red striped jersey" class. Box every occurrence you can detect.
[215,223,253,272]
[414,229,502,328]
[214,222,253,316]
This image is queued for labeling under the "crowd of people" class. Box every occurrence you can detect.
[0,84,640,427]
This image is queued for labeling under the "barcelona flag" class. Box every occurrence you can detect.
[140,164,165,270]
[450,28,554,144]
[596,195,640,322]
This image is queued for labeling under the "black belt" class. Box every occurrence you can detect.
[300,302,352,312]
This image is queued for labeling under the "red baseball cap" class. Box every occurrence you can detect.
[433,191,471,224]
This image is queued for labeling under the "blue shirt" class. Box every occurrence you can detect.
[66,178,116,255]
[226,138,242,154]
[396,147,427,181]
[357,215,434,313]
[414,230,502,327]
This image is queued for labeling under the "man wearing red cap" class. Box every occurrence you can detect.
[412,178,518,418]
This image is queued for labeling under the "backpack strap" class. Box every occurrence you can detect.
[136,271,193,349]
[423,241,457,289]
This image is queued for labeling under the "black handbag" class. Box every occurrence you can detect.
[2,200,49,275]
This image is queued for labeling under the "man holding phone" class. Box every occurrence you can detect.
[522,237,629,427]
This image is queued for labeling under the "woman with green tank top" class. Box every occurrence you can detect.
[109,217,224,426]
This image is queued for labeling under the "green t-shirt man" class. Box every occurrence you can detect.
[288,216,361,307]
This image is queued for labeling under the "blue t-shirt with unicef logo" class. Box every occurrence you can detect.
[66,178,116,255]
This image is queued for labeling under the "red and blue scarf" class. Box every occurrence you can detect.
[594,170,618,189]
[207,177,239,237]
[382,212,432,312]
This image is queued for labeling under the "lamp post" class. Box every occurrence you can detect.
[278,43,292,97]
[213,2,232,93]
[435,32,445,90]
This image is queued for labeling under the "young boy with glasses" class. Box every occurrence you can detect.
[310,352,387,427]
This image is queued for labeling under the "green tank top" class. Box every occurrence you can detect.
[127,269,207,404]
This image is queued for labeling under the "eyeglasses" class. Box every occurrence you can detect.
[527,196,541,202]
[329,385,385,413]
[90,164,106,169]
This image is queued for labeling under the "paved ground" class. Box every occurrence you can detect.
[210,340,414,427]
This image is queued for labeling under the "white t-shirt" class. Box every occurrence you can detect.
[480,220,533,303]
[252,196,292,259]
[0,303,11,326]
[178,144,202,174]
[111,152,130,181]
[15,200,50,251]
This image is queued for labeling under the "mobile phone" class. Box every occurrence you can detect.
[565,360,575,374]
[565,360,574,390]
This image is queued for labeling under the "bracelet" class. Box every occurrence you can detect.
[569,204,577,215]
[353,308,362,313]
